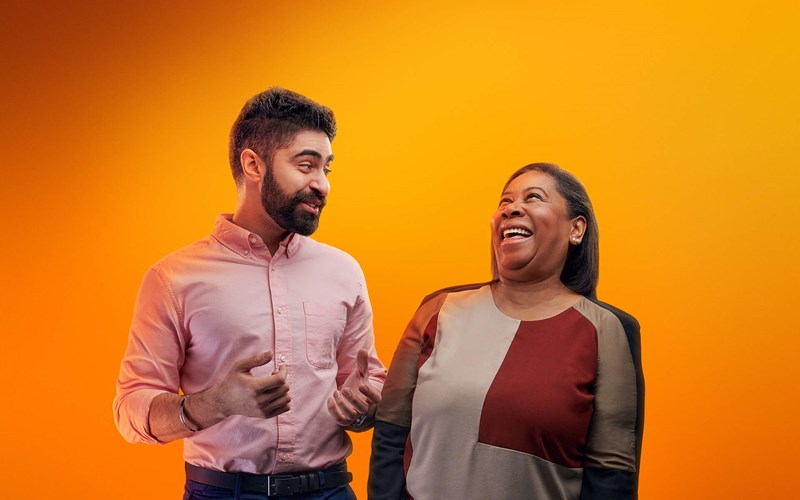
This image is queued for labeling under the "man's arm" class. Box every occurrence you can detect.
[328,349,383,429]
[113,266,186,444]
[148,353,291,442]
[113,267,291,444]
[327,267,386,430]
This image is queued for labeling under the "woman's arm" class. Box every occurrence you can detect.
[368,293,447,500]
[580,300,645,499]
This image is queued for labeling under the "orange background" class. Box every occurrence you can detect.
[1,1,798,498]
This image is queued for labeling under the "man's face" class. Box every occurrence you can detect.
[261,130,334,236]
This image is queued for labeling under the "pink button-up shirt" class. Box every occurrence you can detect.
[114,214,386,474]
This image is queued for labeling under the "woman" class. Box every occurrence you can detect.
[368,163,644,499]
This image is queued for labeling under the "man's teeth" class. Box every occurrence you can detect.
[503,228,532,239]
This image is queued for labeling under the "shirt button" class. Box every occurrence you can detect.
[281,454,288,461]
[243,250,250,256]
[270,266,276,272]
[277,307,283,314]
[249,235,258,244]
[280,355,286,363]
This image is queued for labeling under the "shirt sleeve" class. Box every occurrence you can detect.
[113,266,186,444]
[368,293,446,500]
[580,303,644,499]
[334,265,387,405]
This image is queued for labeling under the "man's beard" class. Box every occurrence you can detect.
[261,166,326,236]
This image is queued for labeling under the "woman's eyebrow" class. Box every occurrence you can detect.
[502,186,549,197]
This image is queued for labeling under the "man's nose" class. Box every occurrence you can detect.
[309,170,330,197]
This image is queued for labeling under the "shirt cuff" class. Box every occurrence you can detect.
[114,388,170,444]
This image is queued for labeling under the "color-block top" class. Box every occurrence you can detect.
[369,283,644,500]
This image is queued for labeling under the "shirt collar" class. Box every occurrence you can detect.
[213,213,303,259]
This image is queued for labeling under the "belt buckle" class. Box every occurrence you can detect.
[267,475,301,496]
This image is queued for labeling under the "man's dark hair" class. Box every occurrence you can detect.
[491,163,600,298]
[229,87,337,183]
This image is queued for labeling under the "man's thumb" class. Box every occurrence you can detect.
[356,349,369,377]
[235,351,273,372]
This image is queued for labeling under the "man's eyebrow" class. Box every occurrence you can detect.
[293,150,335,163]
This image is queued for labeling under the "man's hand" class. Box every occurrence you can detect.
[327,349,382,427]
[201,351,291,420]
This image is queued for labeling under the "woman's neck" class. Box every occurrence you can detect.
[491,276,582,321]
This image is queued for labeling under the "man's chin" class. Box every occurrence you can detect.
[290,214,321,236]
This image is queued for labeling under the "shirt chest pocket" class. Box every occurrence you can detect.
[303,302,347,369]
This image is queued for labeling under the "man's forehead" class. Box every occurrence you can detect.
[287,129,331,147]
[283,130,333,157]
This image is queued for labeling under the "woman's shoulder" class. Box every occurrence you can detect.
[419,280,496,307]
[577,298,642,358]
[583,298,640,332]
[405,281,495,330]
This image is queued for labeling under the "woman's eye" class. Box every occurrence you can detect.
[498,198,512,207]
[527,193,542,201]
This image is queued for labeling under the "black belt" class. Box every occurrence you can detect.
[185,462,352,497]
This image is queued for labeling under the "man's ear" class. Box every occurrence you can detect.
[239,149,265,183]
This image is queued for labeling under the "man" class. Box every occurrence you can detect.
[114,88,385,499]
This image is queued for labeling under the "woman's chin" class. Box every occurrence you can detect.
[497,250,532,267]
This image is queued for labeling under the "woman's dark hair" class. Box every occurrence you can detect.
[491,163,600,298]
[228,87,337,183]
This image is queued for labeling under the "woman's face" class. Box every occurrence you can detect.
[491,170,584,283]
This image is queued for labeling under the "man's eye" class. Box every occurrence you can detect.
[323,167,332,176]
[299,163,312,170]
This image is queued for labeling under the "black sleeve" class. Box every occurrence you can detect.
[368,421,411,499]
[581,299,645,500]
[580,468,637,500]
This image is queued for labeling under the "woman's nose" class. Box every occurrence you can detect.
[503,201,523,217]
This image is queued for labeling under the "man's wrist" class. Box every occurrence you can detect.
[346,404,377,431]
[351,413,369,428]
[183,389,225,431]
[179,395,200,432]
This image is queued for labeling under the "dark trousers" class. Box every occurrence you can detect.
[183,480,356,500]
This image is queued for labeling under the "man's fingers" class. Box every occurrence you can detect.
[272,364,287,383]
[234,351,273,373]
[261,394,291,417]
[330,390,359,422]
[341,387,369,414]
[266,405,291,419]
[327,396,350,424]
[257,382,290,401]
[356,349,369,377]
[358,382,382,404]
[333,391,359,419]
[253,364,288,391]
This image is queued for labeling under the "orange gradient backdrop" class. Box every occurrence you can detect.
[1,1,799,498]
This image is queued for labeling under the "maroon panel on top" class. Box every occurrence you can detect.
[405,313,439,478]
[478,307,597,468]
[417,313,439,370]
